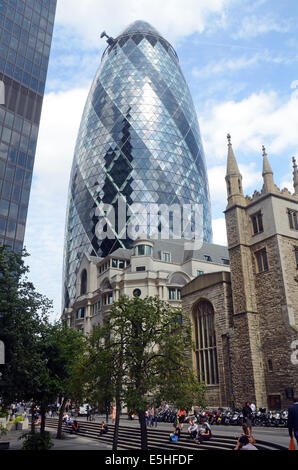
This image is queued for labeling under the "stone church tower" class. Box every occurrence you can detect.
[225,136,298,409]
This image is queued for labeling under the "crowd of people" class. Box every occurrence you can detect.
[167,402,258,450]
[6,397,297,450]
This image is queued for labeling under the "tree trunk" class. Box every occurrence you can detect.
[139,410,148,450]
[56,398,67,439]
[31,403,35,434]
[112,398,121,451]
[40,402,47,433]
[105,401,110,424]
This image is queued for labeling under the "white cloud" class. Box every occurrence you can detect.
[212,218,227,246]
[233,14,290,39]
[193,54,261,78]
[200,87,298,163]
[24,88,88,319]
[56,0,232,47]
[192,52,298,79]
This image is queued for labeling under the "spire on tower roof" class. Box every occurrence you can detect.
[262,145,273,176]
[261,145,275,193]
[226,134,241,176]
[293,156,298,195]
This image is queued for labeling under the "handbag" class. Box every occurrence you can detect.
[289,437,296,450]
[171,434,178,442]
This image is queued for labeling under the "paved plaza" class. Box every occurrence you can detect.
[1,413,292,451]
[4,428,111,451]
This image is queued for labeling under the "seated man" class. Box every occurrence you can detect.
[187,420,198,439]
[99,421,109,435]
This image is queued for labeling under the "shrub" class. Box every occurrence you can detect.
[14,416,25,423]
[0,424,7,438]
[20,432,53,451]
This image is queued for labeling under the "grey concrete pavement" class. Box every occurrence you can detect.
[58,413,291,449]
[4,429,111,451]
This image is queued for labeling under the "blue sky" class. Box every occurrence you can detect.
[23,0,298,319]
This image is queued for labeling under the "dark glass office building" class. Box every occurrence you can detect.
[0,0,56,251]
[63,20,212,308]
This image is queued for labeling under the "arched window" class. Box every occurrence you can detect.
[80,269,87,296]
[194,301,218,385]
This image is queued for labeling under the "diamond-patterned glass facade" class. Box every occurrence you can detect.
[63,21,212,309]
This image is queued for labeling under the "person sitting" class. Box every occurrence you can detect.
[234,435,258,450]
[187,420,198,439]
[99,421,109,436]
[196,423,212,444]
[169,424,181,442]
[70,420,79,434]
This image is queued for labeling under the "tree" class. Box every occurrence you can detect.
[89,296,205,450]
[0,246,86,440]
[32,321,86,438]
[0,246,53,420]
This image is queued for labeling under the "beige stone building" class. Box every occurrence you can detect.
[62,238,230,335]
[182,138,298,410]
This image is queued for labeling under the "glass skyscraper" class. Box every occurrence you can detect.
[63,20,212,309]
[0,0,56,252]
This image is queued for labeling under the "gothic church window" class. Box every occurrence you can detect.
[80,269,87,295]
[255,249,269,273]
[194,301,219,385]
[295,247,298,269]
[288,209,298,230]
[251,211,264,235]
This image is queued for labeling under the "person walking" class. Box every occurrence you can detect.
[152,405,158,428]
[242,402,253,437]
[288,397,298,446]
[177,408,186,430]
[111,404,116,424]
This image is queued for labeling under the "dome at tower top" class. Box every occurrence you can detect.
[119,20,161,37]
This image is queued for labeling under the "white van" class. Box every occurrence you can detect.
[79,404,90,416]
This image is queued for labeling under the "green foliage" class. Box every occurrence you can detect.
[0,424,7,436]
[0,246,53,406]
[89,295,206,412]
[0,246,86,416]
[20,432,53,451]
[14,416,25,423]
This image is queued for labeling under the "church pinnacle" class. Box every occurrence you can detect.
[225,134,244,207]
[293,156,298,195]
[262,145,275,193]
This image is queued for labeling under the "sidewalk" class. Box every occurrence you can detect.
[5,429,111,451]
[69,414,291,448]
